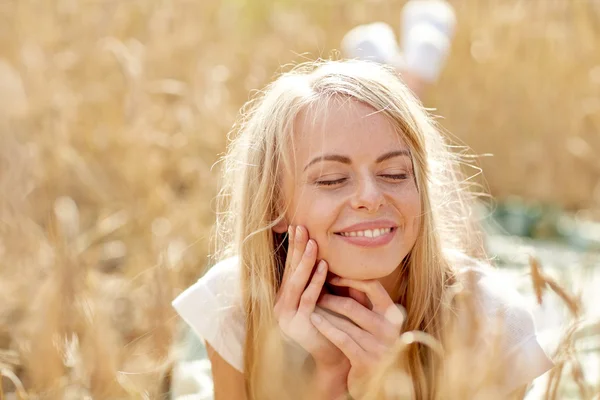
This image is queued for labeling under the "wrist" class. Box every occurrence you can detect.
[312,362,349,399]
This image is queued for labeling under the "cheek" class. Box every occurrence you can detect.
[393,186,422,230]
[406,192,422,219]
[287,191,342,257]
[290,187,340,219]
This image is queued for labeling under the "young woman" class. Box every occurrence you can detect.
[173,60,553,399]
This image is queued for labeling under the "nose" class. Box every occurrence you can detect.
[350,175,386,213]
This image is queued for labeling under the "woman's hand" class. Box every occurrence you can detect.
[273,226,350,397]
[310,277,406,399]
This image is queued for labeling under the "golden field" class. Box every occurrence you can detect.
[0,0,599,398]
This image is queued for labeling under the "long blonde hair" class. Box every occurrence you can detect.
[214,59,486,399]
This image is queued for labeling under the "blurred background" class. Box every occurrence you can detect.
[0,0,599,398]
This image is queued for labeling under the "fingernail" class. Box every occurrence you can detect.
[317,260,326,273]
[306,239,315,253]
[330,276,340,283]
[311,314,322,324]
[295,226,302,241]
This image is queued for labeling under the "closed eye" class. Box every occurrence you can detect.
[315,178,347,186]
[380,174,408,180]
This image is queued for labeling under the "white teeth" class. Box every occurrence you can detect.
[339,228,392,238]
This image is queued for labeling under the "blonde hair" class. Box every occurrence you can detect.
[214,59,486,399]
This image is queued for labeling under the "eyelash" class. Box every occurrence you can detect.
[316,174,408,186]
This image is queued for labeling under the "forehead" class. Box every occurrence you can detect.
[293,97,408,162]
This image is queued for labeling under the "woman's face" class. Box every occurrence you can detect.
[280,98,422,281]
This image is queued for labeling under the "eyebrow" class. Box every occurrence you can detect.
[303,150,411,171]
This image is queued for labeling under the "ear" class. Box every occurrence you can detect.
[272,218,288,234]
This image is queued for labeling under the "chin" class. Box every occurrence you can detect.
[328,259,401,281]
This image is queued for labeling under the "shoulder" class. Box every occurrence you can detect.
[172,257,246,372]
[447,249,553,393]
[451,256,537,343]
[173,256,243,317]
[445,248,533,319]
[199,256,242,297]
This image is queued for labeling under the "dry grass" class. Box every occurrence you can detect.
[252,256,599,399]
[0,0,599,398]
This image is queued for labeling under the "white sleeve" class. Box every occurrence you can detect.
[172,257,246,372]
[474,269,554,394]
[499,303,554,394]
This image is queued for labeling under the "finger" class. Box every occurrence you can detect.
[276,226,295,306]
[328,278,391,311]
[349,287,371,309]
[280,225,295,289]
[298,260,328,315]
[328,277,405,328]
[289,225,307,277]
[314,308,386,356]
[310,310,366,365]
[317,294,399,341]
[279,225,306,298]
[283,238,318,310]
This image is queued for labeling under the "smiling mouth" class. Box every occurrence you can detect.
[334,227,396,238]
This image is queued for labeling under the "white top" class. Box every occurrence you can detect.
[172,254,553,393]
[173,256,246,371]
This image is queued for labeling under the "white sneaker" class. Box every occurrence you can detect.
[341,22,403,69]
[400,0,456,82]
